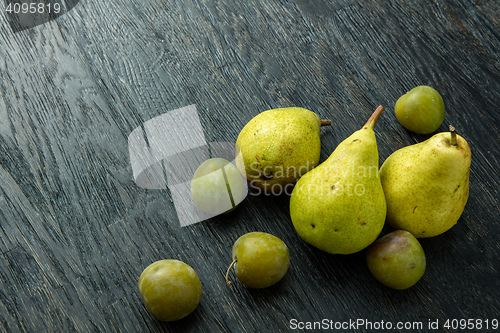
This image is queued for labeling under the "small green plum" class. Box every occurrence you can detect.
[366,230,426,290]
[226,232,290,288]
[190,158,245,215]
[138,260,202,322]
[395,85,445,134]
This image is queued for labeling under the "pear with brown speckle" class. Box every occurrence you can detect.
[290,106,387,254]
[236,107,330,194]
[379,126,471,238]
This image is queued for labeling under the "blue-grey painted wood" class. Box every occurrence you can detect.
[0,0,498,331]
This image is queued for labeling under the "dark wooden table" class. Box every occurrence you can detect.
[0,0,498,332]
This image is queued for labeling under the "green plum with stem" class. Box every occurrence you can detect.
[226,232,290,288]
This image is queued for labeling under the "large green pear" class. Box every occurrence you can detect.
[379,127,471,238]
[236,107,330,194]
[290,106,387,255]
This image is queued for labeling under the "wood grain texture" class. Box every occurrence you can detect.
[0,0,499,331]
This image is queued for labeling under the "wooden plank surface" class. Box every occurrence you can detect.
[0,0,499,331]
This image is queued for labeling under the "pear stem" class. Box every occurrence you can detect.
[449,125,457,146]
[363,105,385,130]
[321,119,332,126]
[225,259,237,286]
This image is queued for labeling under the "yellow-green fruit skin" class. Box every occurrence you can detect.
[236,107,321,193]
[138,260,202,322]
[395,86,445,134]
[232,232,290,288]
[191,158,245,215]
[290,127,386,255]
[366,230,426,290]
[379,133,471,238]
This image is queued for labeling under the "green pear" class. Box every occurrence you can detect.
[235,107,330,194]
[379,126,471,238]
[290,106,387,254]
